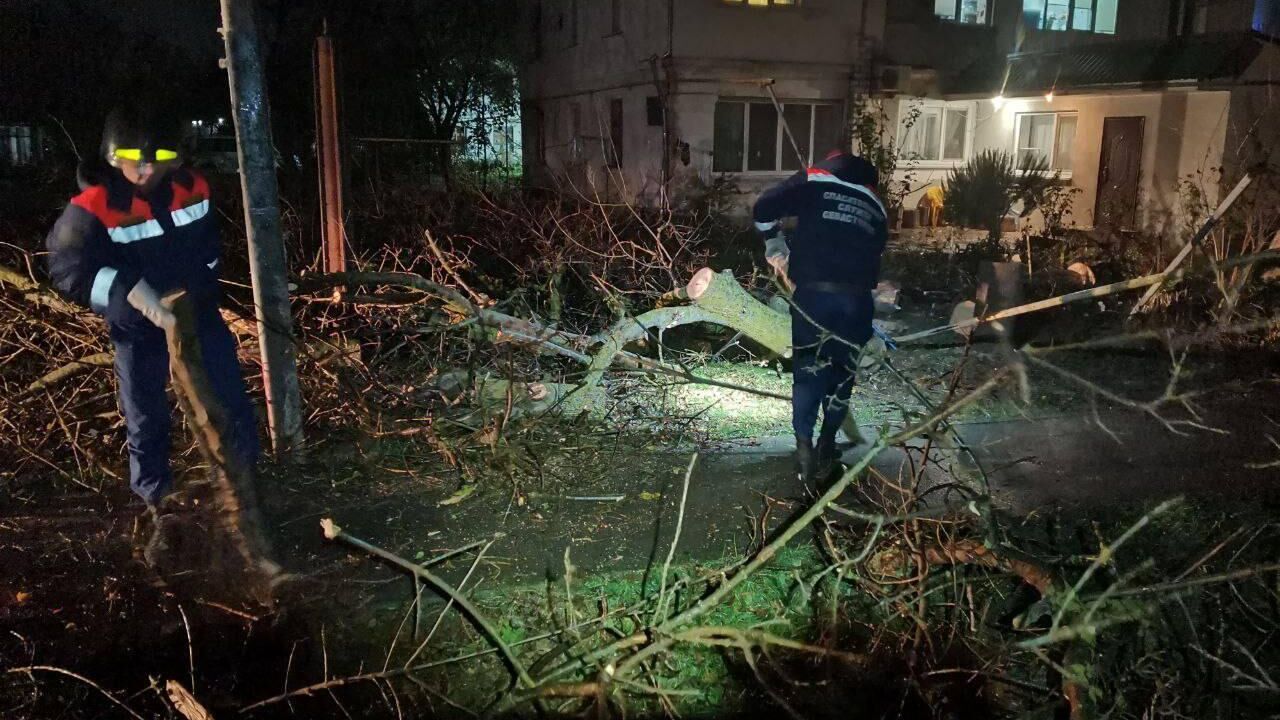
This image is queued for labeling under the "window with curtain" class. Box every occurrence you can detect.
[898,101,973,163]
[1015,112,1077,171]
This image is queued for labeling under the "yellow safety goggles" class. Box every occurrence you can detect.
[112,148,180,163]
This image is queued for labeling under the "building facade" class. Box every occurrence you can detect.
[519,0,882,207]
[519,0,1278,230]
[883,0,1280,233]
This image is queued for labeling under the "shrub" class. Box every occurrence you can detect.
[943,150,1057,250]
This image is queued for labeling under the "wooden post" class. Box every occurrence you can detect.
[314,30,346,274]
[219,0,304,454]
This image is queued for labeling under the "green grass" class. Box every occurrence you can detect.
[407,544,833,715]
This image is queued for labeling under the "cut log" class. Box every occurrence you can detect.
[685,269,791,357]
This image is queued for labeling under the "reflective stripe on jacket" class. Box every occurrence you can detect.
[46,168,221,323]
[752,153,889,292]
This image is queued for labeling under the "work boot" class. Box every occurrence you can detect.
[794,435,818,483]
[815,435,843,483]
[142,496,191,570]
[143,508,180,570]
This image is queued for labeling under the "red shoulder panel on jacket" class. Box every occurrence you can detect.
[70,185,152,228]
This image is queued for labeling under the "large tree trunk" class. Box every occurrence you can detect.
[685,269,867,443]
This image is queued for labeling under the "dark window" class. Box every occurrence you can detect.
[524,103,546,165]
[646,96,664,127]
[747,103,777,171]
[569,102,583,159]
[713,102,745,172]
[532,1,543,58]
[608,98,623,167]
[813,104,841,157]
[715,101,838,173]
[610,0,622,34]
[570,0,579,45]
[0,125,36,166]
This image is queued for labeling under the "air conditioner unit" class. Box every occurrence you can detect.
[877,65,913,95]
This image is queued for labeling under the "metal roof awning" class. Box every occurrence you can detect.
[947,32,1266,97]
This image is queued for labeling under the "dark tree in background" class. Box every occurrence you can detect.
[0,0,522,193]
[335,0,522,178]
[0,0,226,171]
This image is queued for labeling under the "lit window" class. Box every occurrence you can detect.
[935,0,990,24]
[722,0,798,7]
[897,101,973,163]
[713,101,837,173]
[1023,0,1116,33]
[1015,112,1077,171]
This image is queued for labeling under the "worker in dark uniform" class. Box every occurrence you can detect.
[45,106,260,526]
[753,148,888,482]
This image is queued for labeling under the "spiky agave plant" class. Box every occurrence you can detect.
[943,150,1056,250]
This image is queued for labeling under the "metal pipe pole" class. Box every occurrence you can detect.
[762,82,806,169]
[219,0,304,454]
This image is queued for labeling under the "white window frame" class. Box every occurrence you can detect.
[895,99,975,168]
[1013,111,1077,177]
[1022,0,1117,34]
[713,99,840,175]
[935,0,992,25]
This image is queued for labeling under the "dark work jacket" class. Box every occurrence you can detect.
[46,165,221,329]
[751,153,888,291]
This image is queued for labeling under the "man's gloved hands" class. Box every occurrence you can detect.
[126,279,176,331]
[764,233,790,278]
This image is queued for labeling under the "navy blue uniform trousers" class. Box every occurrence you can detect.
[790,287,874,442]
[109,299,259,505]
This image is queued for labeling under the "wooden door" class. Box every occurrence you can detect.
[1095,116,1145,229]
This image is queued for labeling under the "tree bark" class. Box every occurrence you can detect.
[684,268,791,358]
[163,291,281,594]
[220,0,304,455]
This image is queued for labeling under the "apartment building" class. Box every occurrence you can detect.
[519,0,881,206]
[883,0,1280,231]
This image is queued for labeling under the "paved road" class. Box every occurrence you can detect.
[410,390,1278,583]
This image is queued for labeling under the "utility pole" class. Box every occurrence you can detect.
[219,0,304,454]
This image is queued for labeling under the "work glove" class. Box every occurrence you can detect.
[126,279,177,332]
[764,233,790,277]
